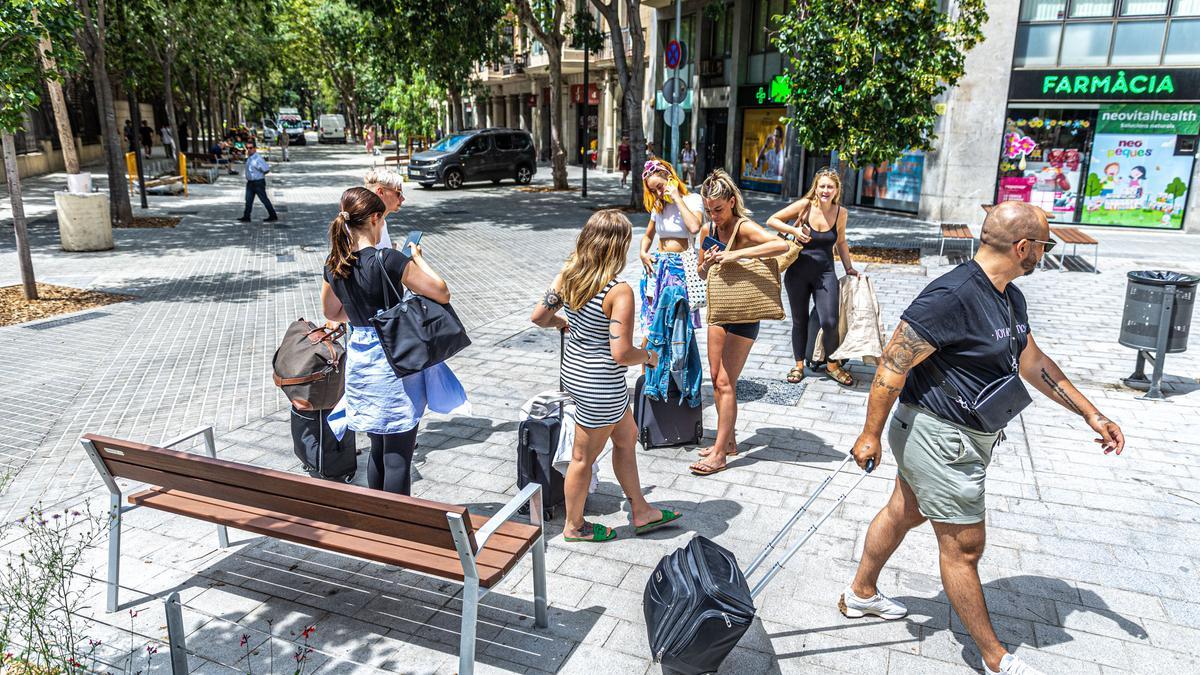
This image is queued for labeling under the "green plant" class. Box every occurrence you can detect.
[774,0,988,168]
[1085,172,1103,198]
[0,506,107,672]
[1165,176,1187,204]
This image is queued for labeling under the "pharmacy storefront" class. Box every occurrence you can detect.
[997,68,1200,229]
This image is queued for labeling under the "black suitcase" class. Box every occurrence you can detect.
[290,407,357,483]
[634,375,704,450]
[516,407,566,519]
[645,455,874,674]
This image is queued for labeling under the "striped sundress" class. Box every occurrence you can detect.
[562,280,629,428]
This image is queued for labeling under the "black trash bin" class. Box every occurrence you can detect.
[1119,270,1199,353]
[1120,270,1199,399]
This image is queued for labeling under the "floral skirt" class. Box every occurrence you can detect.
[639,251,701,336]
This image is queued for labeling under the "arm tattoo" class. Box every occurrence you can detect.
[881,323,935,376]
[541,288,563,310]
[872,374,903,396]
[1040,367,1084,416]
[608,318,622,341]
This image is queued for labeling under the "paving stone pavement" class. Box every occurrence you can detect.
[2,144,1200,673]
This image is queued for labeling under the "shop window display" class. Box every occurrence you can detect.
[996,108,1096,222]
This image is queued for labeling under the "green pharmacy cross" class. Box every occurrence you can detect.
[756,75,793,105]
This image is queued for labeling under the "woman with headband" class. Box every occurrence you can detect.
[638,159,705,338]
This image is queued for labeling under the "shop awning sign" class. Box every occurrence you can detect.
[1096,103,1200,135]
[1010,68,1200,102]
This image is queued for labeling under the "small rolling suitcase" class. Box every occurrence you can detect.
[634,375,704,450]
[516,332,569,518]
[644,454,874,674]
[290,406,357,483]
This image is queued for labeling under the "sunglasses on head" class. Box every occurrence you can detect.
[1014,238,1056,253]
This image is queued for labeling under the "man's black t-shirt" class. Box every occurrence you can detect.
[323,247,410,327]
[899,260,1030,430]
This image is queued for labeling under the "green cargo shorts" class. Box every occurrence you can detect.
[888,404,1002,525]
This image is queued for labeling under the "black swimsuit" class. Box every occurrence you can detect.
[783,204,841,361]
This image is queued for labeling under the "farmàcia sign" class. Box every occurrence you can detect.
[1009,68,1200,102]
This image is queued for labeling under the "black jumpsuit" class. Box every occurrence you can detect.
[783,205,841,362]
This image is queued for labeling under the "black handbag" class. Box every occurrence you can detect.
[931,298,1031,433]
[368,250,472,377]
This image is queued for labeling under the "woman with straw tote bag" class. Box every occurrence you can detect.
[690,171,789,478]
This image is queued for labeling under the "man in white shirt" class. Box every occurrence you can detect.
[364,168,405,249]
[160,125,174,159]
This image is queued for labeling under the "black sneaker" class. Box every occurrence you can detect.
[236,217,251,222]
[264,215,279,222]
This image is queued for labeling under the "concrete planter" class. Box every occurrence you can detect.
[54,191,113,252]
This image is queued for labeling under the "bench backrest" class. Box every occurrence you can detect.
[83,434,472,551]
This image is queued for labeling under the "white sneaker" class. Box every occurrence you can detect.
[984,654,1044,675]
[838,585,908,620]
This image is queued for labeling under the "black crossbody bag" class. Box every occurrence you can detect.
[368,249,472,377]
[930,299,1032,434]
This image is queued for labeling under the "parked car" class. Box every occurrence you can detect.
[408,128,536,189]
[259,119,280,143]
[318,114,347,144]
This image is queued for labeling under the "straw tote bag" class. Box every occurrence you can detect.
[705,219,785,325]
[775,202,808,271]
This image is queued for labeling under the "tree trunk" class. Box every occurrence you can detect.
[449,88,463,132]
[75,0,132,227]
[3,133,38,300]
[547,47,567,189]
[160,57,180,160]
[37,34,80,175]
[594,0,647,209]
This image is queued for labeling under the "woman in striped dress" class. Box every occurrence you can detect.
[531,210,683,543]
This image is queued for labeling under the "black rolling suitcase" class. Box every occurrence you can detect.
[290,406,357,483]
[644,455,874,674]
[634,375,704,450]
[516,397,567,519]
[516,331,568,518]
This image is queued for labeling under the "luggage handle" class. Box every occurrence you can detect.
[744,453,874,600]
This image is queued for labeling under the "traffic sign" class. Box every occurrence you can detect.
[664,105,685,128]
[661,77,688,105]
[665,40,682,69]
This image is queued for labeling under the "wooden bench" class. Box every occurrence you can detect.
[939,223,975,258]
[1049,226,1100,273]
[80,427,547,675]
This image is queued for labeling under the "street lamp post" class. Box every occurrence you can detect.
[572,11,604,199]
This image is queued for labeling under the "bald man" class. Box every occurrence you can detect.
[841,202,1125,675]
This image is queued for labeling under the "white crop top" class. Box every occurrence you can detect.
[651,192,704,241]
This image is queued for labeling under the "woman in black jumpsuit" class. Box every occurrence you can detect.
[766,168,860,386]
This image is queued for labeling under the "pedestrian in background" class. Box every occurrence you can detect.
[767,167,859,386]
[690,170,788,477]
[363,167,405,250]
[530,209,682,543]
[679,140,697,187]
[159,124,174,159]
[124,119,136,153]
[139,120,154,158]
[280,122,290,162]
[238,141,278,223]
[618,136,631,187]
[321,187,459,495]
[843,200,1124,675]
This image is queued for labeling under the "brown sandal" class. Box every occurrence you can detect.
[689,462,728,477]
[786,367,805,384]
[828,364,855,387]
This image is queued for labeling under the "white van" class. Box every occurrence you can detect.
[318,114,347,144]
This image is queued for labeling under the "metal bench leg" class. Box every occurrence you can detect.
[939,237,946,258]
[201,429,231,548]
[531,534,548,629]
[107,492,122,613]
[164,592,189,674]
[459,577,479,675]
[1093,244,1099,273]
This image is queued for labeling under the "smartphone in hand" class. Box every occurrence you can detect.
[702,235,726,252]
[401,230,424,257]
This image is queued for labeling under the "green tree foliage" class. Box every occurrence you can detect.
[775,0,988,167]
[0,0,78,133]
[379,68,441,144]
[1086,172,1103,198]
[1165,176,1187,203]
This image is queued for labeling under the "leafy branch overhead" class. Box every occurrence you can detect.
[775,0,988,167]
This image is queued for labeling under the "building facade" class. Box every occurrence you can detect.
[637,0,1200,232]
[462,5,654,174]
